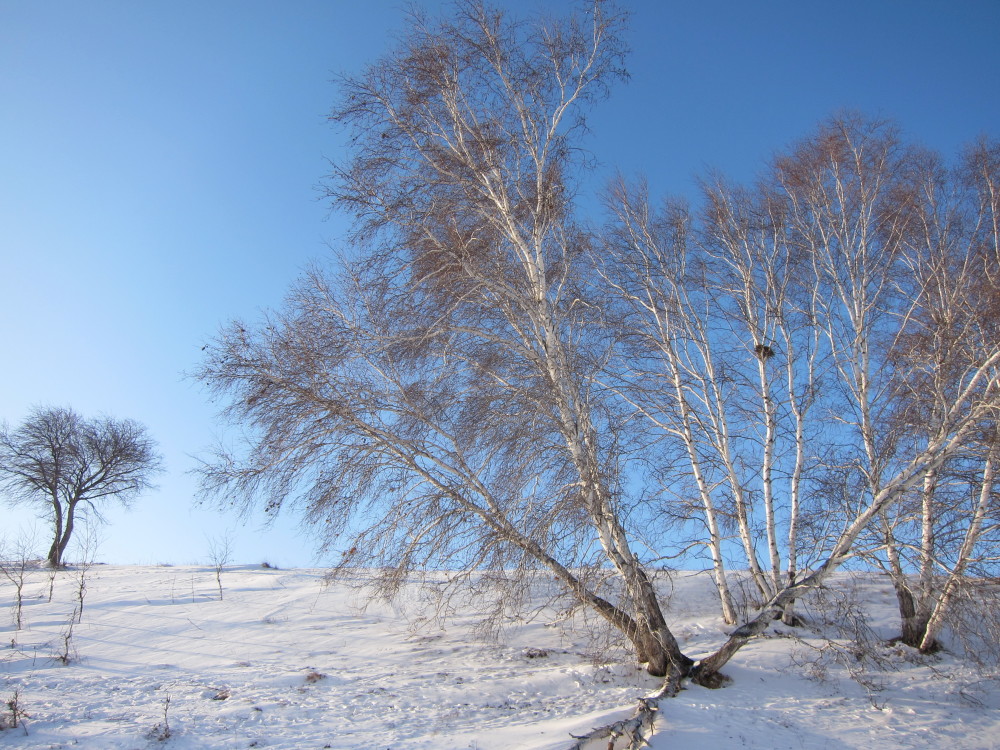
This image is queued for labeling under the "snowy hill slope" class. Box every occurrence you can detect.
[1,565,997,749]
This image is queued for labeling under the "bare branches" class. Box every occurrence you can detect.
[599,115,1000,680]
[197,0,999,704]
[200,1,693,678]
[207,533,234,601]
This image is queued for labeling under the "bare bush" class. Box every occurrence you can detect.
[71,530,100,624]
[932,578,1000,668]
[145,696,172,742]
[0,534,39,632]
[0,689,29,735]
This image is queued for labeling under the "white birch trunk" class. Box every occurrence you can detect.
[920,455,996,651]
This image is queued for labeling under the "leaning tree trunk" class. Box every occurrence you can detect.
[591,496,693,678]
[46,539,62,569]
[629,561,695,679]
[691,444,960,685]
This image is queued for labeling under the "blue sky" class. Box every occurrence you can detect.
[2,0,998,568]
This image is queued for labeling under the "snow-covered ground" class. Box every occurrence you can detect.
[1,565,997,749]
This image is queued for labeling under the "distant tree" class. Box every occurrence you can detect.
[0,406,162,568]
[207,532,234,600]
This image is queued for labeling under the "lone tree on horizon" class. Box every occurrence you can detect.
[0,406,162,567]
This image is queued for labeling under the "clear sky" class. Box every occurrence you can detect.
[2,0,998,568]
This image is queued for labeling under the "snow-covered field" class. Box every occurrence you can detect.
[1,564,998,749]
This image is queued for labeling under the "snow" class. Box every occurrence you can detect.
[1,565,998,749]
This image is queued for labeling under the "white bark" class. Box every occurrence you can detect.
[921,454,997,650]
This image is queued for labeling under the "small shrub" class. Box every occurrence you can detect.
[55,623,77,665]
[0,689,29,735]
[145,696,172,742]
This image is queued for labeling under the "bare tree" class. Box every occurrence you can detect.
[199,0,696,680]
[864,136,1000,651]
[597,184,748,624]
[197,1,1000,718]
[598,116,1000,689]
[0,406,162,568]
[685,123,1000,684]
[69,527,101,624]
[207,533,234,600]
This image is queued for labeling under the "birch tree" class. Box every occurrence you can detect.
[599,153,837,625]
[867,137,1000,651]
[598,115,1000,682]
[196,0,1000,709]
[199,0,693,679]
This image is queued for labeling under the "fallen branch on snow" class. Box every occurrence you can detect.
[568,671,683,749]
